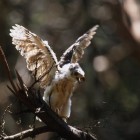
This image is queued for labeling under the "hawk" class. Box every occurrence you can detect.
[10,24,99,121]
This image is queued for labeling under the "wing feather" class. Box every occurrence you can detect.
[10,24,58,88]
[59,25,99,67]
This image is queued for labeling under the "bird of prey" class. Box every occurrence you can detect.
[10,24,99,121]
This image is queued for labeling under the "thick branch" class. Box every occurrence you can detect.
[14,87,97,140]
[0,47,97,140]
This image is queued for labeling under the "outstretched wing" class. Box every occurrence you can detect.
[59,25,99,67]
[10,24,58,88]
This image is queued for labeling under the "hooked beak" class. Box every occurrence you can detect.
[76,76,85,83]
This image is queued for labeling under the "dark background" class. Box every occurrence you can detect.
[0,0,140,140]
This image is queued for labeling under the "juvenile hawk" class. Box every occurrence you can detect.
[10,24,99,121]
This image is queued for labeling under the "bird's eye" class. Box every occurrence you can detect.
[74,71,79,76]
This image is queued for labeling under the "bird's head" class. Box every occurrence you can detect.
[59,63,85,83]
[69,63,85,83]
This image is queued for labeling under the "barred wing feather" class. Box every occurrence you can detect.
[59,25,99,67]
[10,24,58,88]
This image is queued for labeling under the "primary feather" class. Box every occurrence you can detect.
[59,25,99,67]
[10,24,57,88]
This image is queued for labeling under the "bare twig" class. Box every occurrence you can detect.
[0,104,12,137]
[29,62,55,89]
[0,47,17,93]
[0,126,51,140]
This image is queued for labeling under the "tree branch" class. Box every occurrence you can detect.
[0,46,17,93]
[0,47,97,140]
[0,126,51,140]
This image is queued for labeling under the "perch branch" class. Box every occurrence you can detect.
[0,47,97,140]
[12,76,97,140]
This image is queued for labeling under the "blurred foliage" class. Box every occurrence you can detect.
[1,0,140,140]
